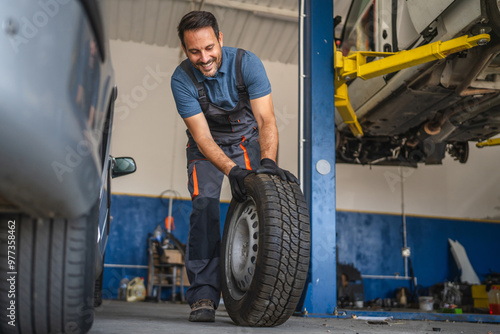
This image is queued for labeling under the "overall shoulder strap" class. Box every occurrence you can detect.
[180,59,206,99]
[235,48,247,94]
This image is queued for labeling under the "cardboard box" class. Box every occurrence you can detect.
[160,249,184,265]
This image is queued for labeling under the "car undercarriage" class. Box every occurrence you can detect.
[335,0,500,166]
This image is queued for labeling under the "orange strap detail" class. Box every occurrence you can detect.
[239,136,252,170]
[192,164,199,199]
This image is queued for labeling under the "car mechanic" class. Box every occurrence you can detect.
[170,10,298,322]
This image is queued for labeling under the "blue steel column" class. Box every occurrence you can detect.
[300,0,336,314]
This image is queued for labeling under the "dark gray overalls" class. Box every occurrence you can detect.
[180,49,261,307]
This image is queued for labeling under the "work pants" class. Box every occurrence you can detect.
[185,135,261,308]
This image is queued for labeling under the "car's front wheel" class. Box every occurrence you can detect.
[0,208,98,334]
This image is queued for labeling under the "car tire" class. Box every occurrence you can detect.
[94,263,104,308]
[221,174,311,327]
[0,209,98,334]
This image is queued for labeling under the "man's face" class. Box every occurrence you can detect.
[182,26,223,78]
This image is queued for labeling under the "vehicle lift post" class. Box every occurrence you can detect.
[300,0,337,315]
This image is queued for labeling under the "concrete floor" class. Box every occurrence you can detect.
[90,300,500,334]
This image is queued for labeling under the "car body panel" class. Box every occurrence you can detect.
[0,0,114,218]
[406,0,456,35]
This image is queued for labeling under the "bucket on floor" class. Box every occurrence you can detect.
[419,296,434,311]
[126,277,146,302]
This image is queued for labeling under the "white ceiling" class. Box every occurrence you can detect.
[104,0,299,64]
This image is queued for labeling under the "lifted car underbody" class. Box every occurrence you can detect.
[336,0,500,166]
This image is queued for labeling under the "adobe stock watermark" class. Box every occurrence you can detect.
[6,0,71,54]
[5,219,17,327]
[114,65,170,121]
[51,129,100,183]
[384,166,416,193]
[49,64,169,182]
[275,105,297,133]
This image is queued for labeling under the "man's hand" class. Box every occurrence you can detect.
[256,158,299,184]
[228,166,254,202]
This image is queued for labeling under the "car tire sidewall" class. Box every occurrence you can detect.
[221,178,266,324]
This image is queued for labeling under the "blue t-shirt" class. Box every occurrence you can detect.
[171,47,272,119]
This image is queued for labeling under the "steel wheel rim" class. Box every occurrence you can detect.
[226,199,259,300]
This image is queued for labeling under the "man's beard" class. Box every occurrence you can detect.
[195,56,222,78]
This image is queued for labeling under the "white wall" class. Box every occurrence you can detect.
[109,40,299,201]
[336,145,500,220]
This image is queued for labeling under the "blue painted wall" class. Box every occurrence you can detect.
[337,210,500,301]
[102,194,229,299]
[102,194,500,303]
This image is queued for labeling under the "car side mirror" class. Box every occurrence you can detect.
[112,157,136,178]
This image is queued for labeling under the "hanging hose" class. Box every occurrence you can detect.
[408,257,418,301]
[159,189,181,239]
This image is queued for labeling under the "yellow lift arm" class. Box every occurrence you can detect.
[476,138,500,148]
[334,34,491,137]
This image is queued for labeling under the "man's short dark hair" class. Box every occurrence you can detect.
[177,11,220,48]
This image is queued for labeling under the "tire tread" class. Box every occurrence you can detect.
[0,210,97,334]
[221,174,311,327]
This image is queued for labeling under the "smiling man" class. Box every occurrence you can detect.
[171,11,297,322]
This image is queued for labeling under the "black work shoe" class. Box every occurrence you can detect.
[189,299,215,322]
